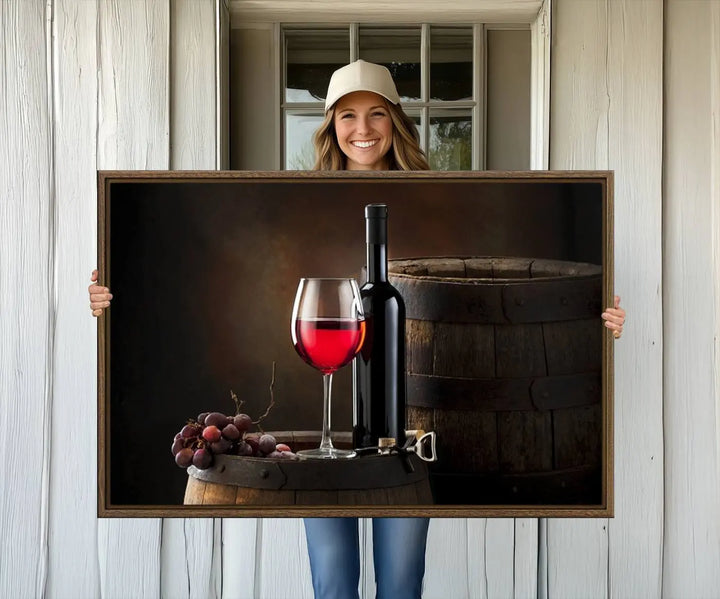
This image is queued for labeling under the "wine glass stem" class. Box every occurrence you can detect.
[319,373,334,451]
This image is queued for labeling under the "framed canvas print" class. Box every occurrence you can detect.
[96,170,614,518]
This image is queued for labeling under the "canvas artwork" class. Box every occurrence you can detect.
[97,170,614,518]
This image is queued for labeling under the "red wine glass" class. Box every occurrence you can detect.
[291,278,365,459]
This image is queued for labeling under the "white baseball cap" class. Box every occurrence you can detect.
[324,60,401,112]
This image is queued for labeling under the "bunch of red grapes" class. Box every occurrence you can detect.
[171,411,298,470]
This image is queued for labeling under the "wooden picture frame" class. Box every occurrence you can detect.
[97,170,614,518]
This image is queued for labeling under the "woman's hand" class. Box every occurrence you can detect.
[89,269,112,317]
[602,295,625,339]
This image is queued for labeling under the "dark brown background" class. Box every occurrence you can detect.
[106,177,602,505]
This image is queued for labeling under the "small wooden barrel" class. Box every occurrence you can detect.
[388,256,604,505]
[184,432,433,506]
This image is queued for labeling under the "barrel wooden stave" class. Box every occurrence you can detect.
[543,318,601,374]
[494,323,546,378]
[433,408,499,474]
[497,411,553,473]
[433,322,495,378]
[553,403,602,470]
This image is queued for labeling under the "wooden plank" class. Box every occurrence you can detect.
[170,0,217,170]
[183,476,208,504]
[98,520,162,599]
[0,2,52,598]
[604,0,664,596]
[384,481,420,505]
[466,519,518,598]
[96,2,169,597]
[203,482,240,505]
[406,318,434,374]
[546,2,611,595]
[337,489,370,505]
[415,478,434,504]
[221,518,258,599]
[497,411,552,473]
[543,319,601,375]
[550,0,609,169]
[160,519,221,599]
[236,486,294,506]
[423,519,469,598]
[295,490,340,505]
[44,0,102,597]
[433,409,498,474]
[406,405,434,438]
[547,522,608,598]
[663,0,720,596]
[494,324,546,378]
[257,518,314,599]
[513,518,539,598]
[432,322,495,378]
[467,519,489,599]
[485,519,516,597]
[549,0,665,596]
[96,1,170,169]
[553,404,601,470]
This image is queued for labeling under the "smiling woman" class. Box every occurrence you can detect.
[311,60,430,172]
[333,91,394,170]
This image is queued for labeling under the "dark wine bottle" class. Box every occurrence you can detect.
[353,204,406,449]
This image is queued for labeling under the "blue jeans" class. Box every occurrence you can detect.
[303,517,430,599]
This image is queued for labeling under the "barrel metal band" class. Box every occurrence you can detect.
[187,453,429,490]
[390,272,602,324]
[407,371,601,411]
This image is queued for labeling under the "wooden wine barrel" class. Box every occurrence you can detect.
[184,432,433,506]
[388,256,604,505]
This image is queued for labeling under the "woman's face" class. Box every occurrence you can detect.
[333,91,394,170]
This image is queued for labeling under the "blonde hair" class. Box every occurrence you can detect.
[312,99,430,171]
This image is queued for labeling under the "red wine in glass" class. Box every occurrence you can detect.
[294,317,366,375]
[291,278,365,459]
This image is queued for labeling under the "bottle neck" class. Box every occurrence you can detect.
[365,212,388,283]
[366,243,387,282]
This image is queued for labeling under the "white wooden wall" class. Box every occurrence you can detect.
[663,1,720,596]
[1,0,718,597]
[549,2,664,596]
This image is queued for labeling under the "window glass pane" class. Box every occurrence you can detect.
[403,110,423,150]
[429,110,472,170]
[359,27,421,102]
[285,113,324,169]
[430,27,473,101]
[285,30,349,103]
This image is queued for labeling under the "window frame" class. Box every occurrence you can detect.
[281,23,530,171]
[227,0,551,171]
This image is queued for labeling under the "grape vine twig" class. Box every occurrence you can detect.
[230,389,244,414]
[252,361,276,433]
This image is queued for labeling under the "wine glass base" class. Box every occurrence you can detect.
[296,447,357,460]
